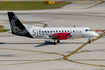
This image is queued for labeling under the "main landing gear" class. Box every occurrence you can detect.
[53,40,60,45]
[57,40,60,43]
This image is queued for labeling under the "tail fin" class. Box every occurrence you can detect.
[8,12,33,38]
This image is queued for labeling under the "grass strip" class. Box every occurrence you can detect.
[0,25,10,32]
[0,1,72,10]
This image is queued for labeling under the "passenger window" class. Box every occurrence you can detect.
[68,31,69,32]
[47,31,49,33]
[42,31,44,35]
[50,31,52,32]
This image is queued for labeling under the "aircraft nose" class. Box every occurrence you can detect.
[93,33,99,37]
[86,32,99,38]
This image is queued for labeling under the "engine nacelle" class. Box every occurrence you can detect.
[49,32,70,40]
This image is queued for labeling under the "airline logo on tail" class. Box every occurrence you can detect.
[8,12,33,38]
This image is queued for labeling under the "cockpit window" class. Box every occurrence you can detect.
[85,29,92,32]
[89,29,92,31]
[85,29,88,32]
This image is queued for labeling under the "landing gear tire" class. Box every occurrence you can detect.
[57,40,60,43]
[89,39,91,43]
[53,39,56,45]
[53,42,56,45]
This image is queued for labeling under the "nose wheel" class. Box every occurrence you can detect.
[88,38,91,43]
[53,42,56,45]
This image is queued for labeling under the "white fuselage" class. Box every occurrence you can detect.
[24,24,99,39]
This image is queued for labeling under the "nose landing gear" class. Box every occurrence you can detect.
[88,38,91,43]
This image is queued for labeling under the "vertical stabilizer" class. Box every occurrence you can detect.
[8,12,33,38]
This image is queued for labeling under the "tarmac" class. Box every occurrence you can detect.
[62,1,102,9]
[0,1,105,70]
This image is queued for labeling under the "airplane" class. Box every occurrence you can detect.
[7,12,99,45]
